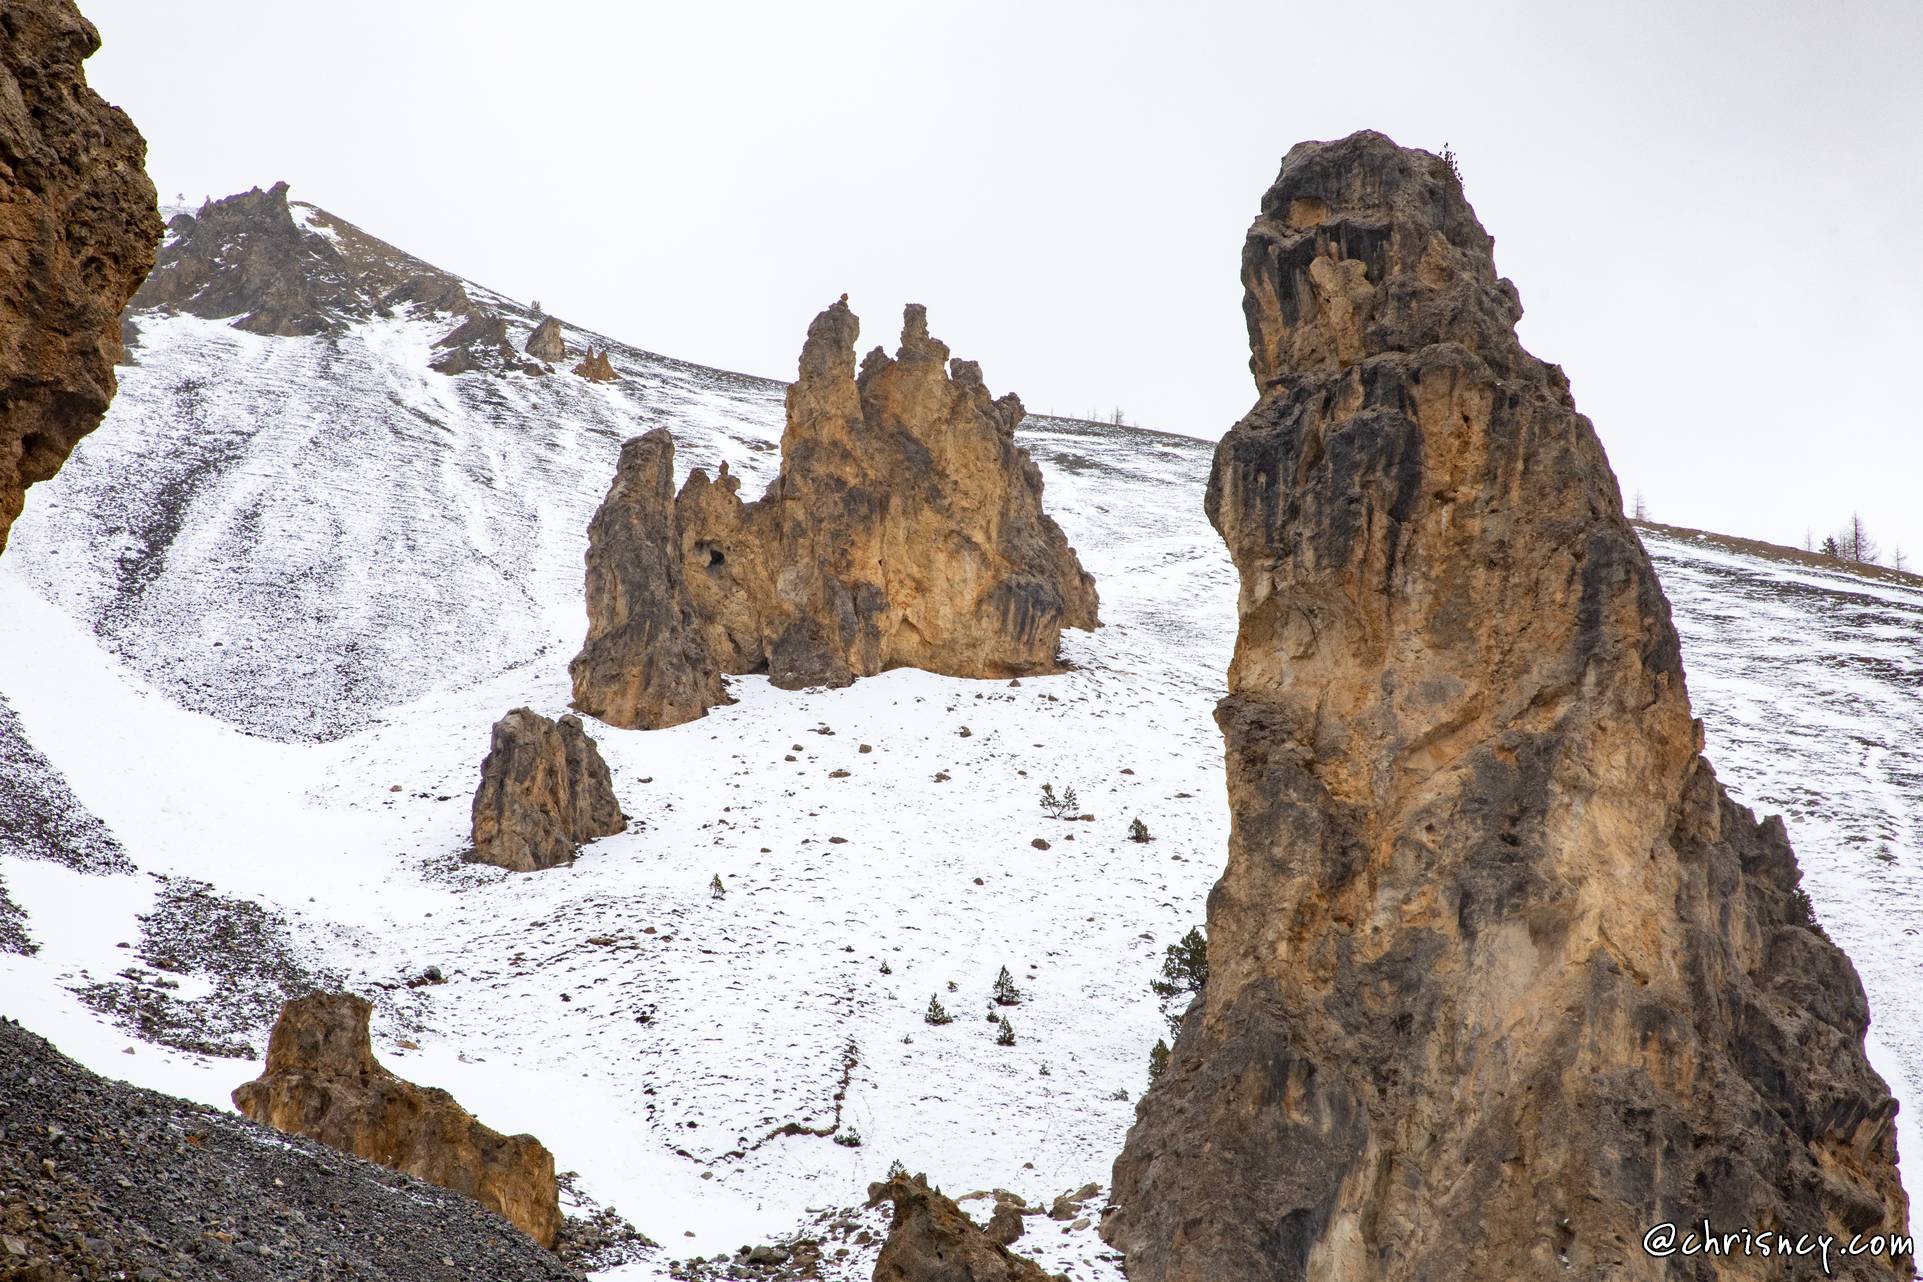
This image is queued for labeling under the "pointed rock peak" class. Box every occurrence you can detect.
[525,314,566,362]
[570,301,1099,728]
[572,346,618,382]
[1106,129,1908,1281]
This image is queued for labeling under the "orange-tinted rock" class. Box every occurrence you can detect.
[572,346,617,382]
[470,708,626,871]
[233,992,562,1248]
[1104,130,1908,1281]
[0,0,162,555]
[525,315,566,363]
[569,300,1098,729]
[868,1172,1050,1282]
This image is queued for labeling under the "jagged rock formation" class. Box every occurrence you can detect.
[868,1173,1051,1282]
[569,299,1099,728]
[526,314,567,362]
[470,707,626,871]
[572,345,617,382]
[1104,130,1910,1281]
[233,993,563,1248]
[0,0,161,556]
[432,309,540,376]
[1,1017,575,1282]
[128,181,575,382]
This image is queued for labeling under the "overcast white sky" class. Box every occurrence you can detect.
[86,0,1923,562]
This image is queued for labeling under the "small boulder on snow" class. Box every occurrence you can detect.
[470,708,625,871]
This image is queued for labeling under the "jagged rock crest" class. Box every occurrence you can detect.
[569,299,1099,729]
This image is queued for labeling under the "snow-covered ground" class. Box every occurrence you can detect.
[0,219,1918,1275]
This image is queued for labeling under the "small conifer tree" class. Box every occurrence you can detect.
[1148,1038,1171,1082]
[709,874,725,899]
[924,994,953,1025]
[1151,927,1209,999]
[995,1016,1016,1046]
[992,965,1022,1006]
[1128,817,1151,843]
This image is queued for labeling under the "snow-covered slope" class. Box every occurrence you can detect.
[1,191,1918,1275]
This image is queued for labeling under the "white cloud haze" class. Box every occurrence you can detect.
[86,0,1923,561]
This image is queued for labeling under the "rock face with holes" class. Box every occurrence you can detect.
[470,707,625,871]
[233,993,563,1248]
[1103,130,1909,1281]
[569,298,1099,729]
[0,0,161,556]
[868,1173,1051,1282]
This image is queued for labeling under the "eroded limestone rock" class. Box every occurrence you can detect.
[0,0,161,555]
[470,708,625,871]
[233,992,562,1247]
[868,1172,1050,1282]
[572,346,617,382]
[525,315,566,363]
[569,299,1098,729]
[1103,130,1909,1281]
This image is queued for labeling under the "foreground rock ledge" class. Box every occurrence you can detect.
[234,992,563,1248]
[0,0,162,556]
[569,299,1099,729]
[868,1172,1052,1282]
[470,707,626,871]
[1104,130,1910,1281]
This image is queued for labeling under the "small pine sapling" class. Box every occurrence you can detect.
[995,1016,1016,1046]
[1150,927,1209,999]
[924,994,953,1025]
[1148,1038,1171,1082]
[709,874,725,899]
[992,965,1023,1006]
[1128,817,1151,843]
[1040,783,1079,820]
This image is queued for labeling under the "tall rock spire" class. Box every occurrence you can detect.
[1104,130,1908,1281]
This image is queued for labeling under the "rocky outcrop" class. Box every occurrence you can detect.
[233,992,563,1248]
[2,1017,576,1282]
[0,0,161,556]
[470,707,626,871]
[572,345,617,382]
[432,310,543,377]
[131,182,497,368]
[868,1172,1051,1282]
[135,183,346,336]
[569,299,1098,728]
[526,315,566,362]
[1104,131,1909,1281]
